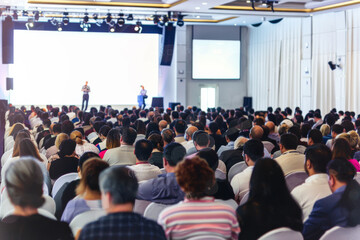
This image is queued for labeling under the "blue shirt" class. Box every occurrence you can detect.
[136,172,185,204]
[217,141,235,156]
[79,212,166,240]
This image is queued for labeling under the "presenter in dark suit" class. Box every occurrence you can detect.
[81,81,90,111]
[303,158,360,240]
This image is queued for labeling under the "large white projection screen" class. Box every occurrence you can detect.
[9,30,159,106]
[192,39,240,79]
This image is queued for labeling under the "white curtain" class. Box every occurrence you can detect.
[346,9,360,113]
[311,13,337,114]
[247,18,302,110]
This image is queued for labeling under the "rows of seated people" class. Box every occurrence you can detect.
[1,104,360,240]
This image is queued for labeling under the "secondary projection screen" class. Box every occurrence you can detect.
[9,30,159,106]
[192,39,240,79]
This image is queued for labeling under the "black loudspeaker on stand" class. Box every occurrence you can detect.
[243,97,252,110]
[160,23,176,66]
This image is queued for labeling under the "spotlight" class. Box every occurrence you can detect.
[134,20,141,31]
[177,14,184,27]
[109,26,115,32]
[153,15,160,25]
[13,10,18,20]
[63,12,69,25]
[57,23,63,31]
[117,17,125,27]
[34,11,40,21]
[127,14,134,21]
[83,13,89,23]
[106,13,112,24]
[27,18,34,28]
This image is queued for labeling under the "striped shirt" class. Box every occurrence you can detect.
[158,196,240,240]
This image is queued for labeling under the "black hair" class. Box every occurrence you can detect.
[122,127,137,145]
[341,120,355,132]
[52,123,62,134]
[209,122,219,134]
[146,122,160,139]
[61,120,74,135]
[134,139,153,161]
[174,119,187,134]
[280,133,298,150]
[163,142,186,167]
[162,128,175,144]
[99,125,111,137]
[93,121,106,134]
[308,129,323,144]
[197,149,219,172]
[243,139,264,162]
[78,152,101,171]
[58,139,76,158]
[301,123,311,138]
[331,124,344,134]
[305,144,332,173]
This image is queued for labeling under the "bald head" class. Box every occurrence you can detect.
[250,125,264,140]
[159,120,168,131]
[185,126,198,141]
[265,121,275,133]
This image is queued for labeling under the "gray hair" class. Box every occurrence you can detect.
[5,157,44,208]
[99,166,138,205]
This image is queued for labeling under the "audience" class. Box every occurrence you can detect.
[70,130,99,156]
[217,128,239,156]
[99,128,120,159]
[303,158,360,240]
[61,158,109,223]
[291,144,332,221]
[331,137,360,171]
[158,156,240,239]
[78,167,166,240]
[129,139,162,182]
[307,129,323,146]
[236,158,303,240]
[181,126,198,151]
[147,133,164,168]
[173,119,186,143]
[0,157,73,240]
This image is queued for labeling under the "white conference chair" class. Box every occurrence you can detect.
[133,199,152,215]
[41,195,56,215]
[228,162,247,183]
[258,227,303,240]
[239,191,250,206]
[144,202,171,221]
[320,225,360,240]
[69,209,106,236]
[51,172,78,197]
[354,173,360,184]
[285,171,308,192]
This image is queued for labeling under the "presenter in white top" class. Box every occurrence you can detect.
[140,85,147,109]
[81,81,90,111]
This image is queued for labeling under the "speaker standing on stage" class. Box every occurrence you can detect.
[140,85,147,109]
[81,81,90,111]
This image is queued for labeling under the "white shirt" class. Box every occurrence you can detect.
[182,140,194,151]
[128,163,162,182]
[103,145,136,166]
[75,141,100,157]
[291,173,332,221]
[275,150,305,175]
[230,166,254,200]
[97,139,107,152]
[1,148,13,167]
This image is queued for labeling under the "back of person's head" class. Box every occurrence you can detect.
[19,138,42,162]
[76,158,109,196]
[301,123,311,138]
[134,139,153,161]
[134,120,146,135]
[10,123,25,139]
[250,125,264,140]
[61,120,74,135]
[5,157,45,208]
[99,125,111,138]
[332,138,352,160]
[288,125,301,140]
[348,130,360,149]
[106,129,120,149]
[121,127,137,145]
[55,133,69,149]
[225,128,239,141]
[280,133,298,150]
[320,124,330,137]
[162,128,175,144]
[174,119,186,134]
[163,142,186,167]
[308,129,323,144]
[243,139,264,162]
[146,122,160,138]
[70,130,83,145]
[208,122,219,134]
[193,130,210,147]
[175,156,214,199]
[196,149,219,172]
[332,124,344,134]
[342,120,355,132]
[305,144,332,174]
[58,139,76,158]
[78,152,101,171]
[12,131,31,157]
[99,167,138,204]
[327,158,360,226]
[53,123,62,134]
[148,133,164,152]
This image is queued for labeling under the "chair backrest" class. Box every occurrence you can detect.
[262,141,275,153]
[354,173,360,184]
[215,199,238,210]
[228,162,247,183]
[320,225,360,240]
[258,227,303,240]
[144,202,170,221]
[239,191,250,206]
[215,169,226,180]
[3,208,57,221]
[285,171,308,192]
[69,209,106,236]
[51,172,78,197]
[41,195,56,215]
[133,199,152,215]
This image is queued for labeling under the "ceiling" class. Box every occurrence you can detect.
[2,0,360,26]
